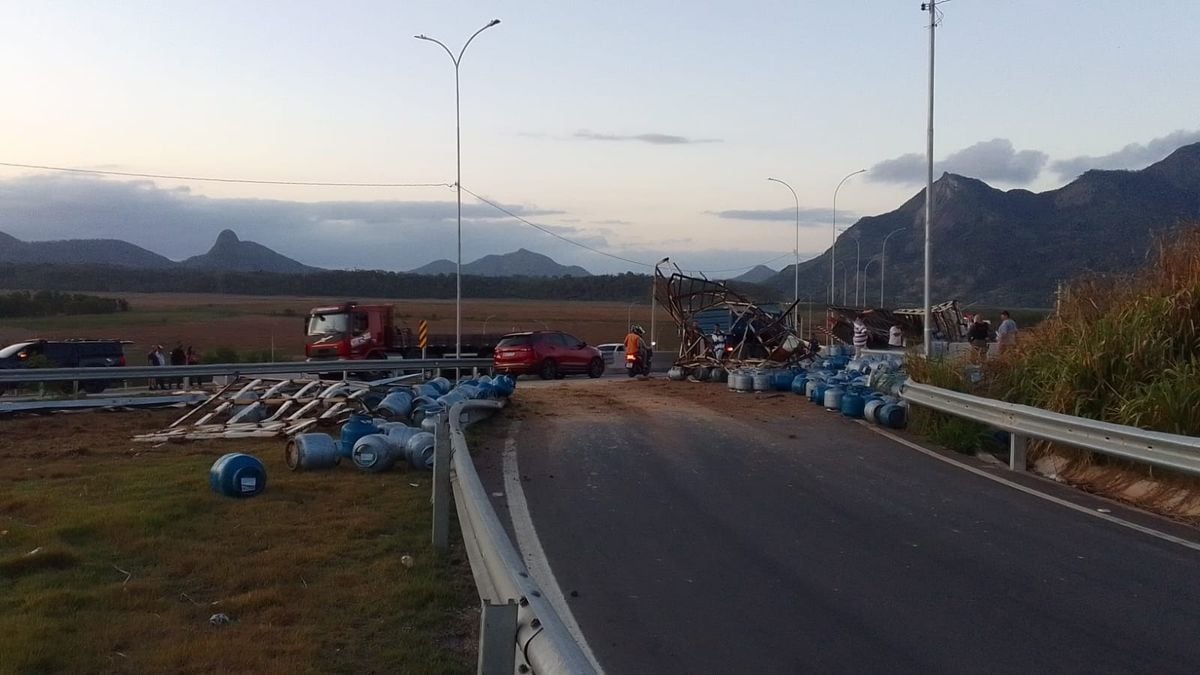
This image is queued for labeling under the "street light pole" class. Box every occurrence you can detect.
[482,314,496,334]
[651,257,670,351]
[832,169,866,306]
[415,18,502,361]
[851,234,861,307]
[767,177,800,330]
[880,227,905,307]
[921,1,938,357]
[626,301,636,327]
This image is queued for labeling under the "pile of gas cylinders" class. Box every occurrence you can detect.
[725,345,910,429]
[285,373,517,474]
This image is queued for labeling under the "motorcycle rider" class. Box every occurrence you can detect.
[624,325,650,375]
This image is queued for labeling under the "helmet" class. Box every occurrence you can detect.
[631,325,645,336]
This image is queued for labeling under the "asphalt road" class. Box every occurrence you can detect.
[492,380,1200,674]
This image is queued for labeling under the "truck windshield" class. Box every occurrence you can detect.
[307,313,350,336]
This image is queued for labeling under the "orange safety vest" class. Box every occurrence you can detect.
[624,332,643,357]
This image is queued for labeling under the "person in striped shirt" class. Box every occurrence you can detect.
[853,316,869,357]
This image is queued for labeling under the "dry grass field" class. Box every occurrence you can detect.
[0,292,677,359]
[0,407,485,673]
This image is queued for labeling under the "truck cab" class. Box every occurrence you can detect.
[305,302,393,360]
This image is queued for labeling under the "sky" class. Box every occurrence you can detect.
[0,0,1198,276]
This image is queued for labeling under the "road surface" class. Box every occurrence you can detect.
[481,378,1200,674]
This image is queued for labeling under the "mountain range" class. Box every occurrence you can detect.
[408,248,591,277]
[0,230,590,278]
[2,142,1200,302]
[730,264,779,284]
[765,142,1200,307]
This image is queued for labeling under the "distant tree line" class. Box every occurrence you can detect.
[0,289,129,318]
[0,264,777,303]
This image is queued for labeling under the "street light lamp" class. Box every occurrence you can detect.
[831,169,866,306]
[415,18,502,360]
[650,257,670,350]
[767,177,800,330]
[880,227,905,307]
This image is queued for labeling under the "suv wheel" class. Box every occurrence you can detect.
[587,358,604,378]
[538,359,558,380]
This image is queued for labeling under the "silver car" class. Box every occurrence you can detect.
[597,342,626,366]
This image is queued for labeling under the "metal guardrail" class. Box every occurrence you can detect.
[434,400,596,675]
[902,381,1200,476]
[0,358,494,383]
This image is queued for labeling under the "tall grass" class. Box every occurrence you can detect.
[988,225,1200,436]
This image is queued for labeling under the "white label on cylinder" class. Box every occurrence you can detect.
[360,452,375,463]
[240,477,257,492]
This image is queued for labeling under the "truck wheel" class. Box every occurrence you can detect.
[587,358,604,378]
[538,359,558,380]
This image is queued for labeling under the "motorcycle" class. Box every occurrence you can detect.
[625,347,651,377]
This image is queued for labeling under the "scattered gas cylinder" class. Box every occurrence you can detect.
[840,391,866,418]
[405,431,437,470]
[752,371,772,391]
[863,399,886,424]
[667,366,688,381]
[286,433,340,471]
[209,453,267,498]
[339,413,379,459]
[428,377,452,395]
[877,403,907,428]
[823,386,845,410]
[791,375,808,395]
[376,390,414,419]
[351,434,399,473]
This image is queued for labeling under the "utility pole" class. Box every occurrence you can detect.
[921,1,939,357]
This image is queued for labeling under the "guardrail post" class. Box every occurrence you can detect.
[1009,433,1028,472]
[432,411,451,554]
[477,600,518,675]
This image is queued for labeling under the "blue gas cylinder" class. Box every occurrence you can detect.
[791,375,809,395]
[492,374,516,398]
[811,383,828,404]
[878,403,907,428]
[339,413,379,459]
[209,453,267,498]
[840,391,866,418]
[428,377,452,395]
[823,385,845,410]
[376,390,414,419]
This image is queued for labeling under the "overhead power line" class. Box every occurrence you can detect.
[0,161,454,188]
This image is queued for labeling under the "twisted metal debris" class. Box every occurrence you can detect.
[655,266,819,369]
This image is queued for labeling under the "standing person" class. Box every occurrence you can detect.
[147,344,166,390]
[996,311,1018,353]
[852,316,869,358]
[710,324,726,362]
[169,343,185,388]
[967,315,989,362]
[186,346,199,366]
[889,324,904,349]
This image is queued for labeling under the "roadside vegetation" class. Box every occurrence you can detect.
[0,410,477,673]
[0,290,128,318]
[908,224,1200,518]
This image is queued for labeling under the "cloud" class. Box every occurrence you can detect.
[867,138,1048,185]
[709,207,848,225]
[1051,129,1200,179]
[573,130,721,145]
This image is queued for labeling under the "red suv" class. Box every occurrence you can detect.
[493,331,605,379]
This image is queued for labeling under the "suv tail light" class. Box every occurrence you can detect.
[118,355,127,366]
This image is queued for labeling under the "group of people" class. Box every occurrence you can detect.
[849,310,1018,360]
[146,343,199,390]
[965,311,1019,360]
[852,316,907,357]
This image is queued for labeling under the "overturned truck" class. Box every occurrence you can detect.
[654,266,819,370]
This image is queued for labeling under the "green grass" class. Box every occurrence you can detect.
[0,420,478,674]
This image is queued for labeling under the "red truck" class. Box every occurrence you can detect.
[304,302,504,360]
